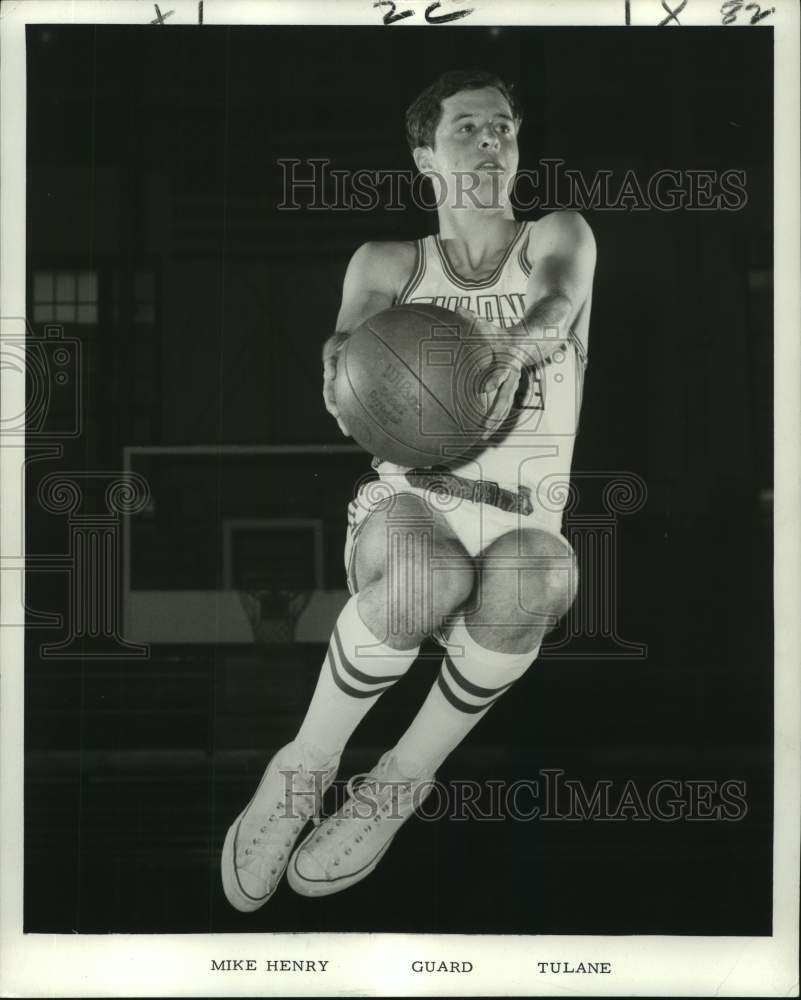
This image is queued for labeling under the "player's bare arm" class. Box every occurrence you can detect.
[322,240,415,435]
[472,210,597,430]
[518,209,596,353]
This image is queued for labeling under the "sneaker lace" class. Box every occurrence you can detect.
[332,773,414,845]
[241,764,327,876]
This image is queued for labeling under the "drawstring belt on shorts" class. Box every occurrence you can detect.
[405,466,534,516]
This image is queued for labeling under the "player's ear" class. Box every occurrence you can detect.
[413,145,435,176]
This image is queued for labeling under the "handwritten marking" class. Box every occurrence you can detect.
[198,0,203,24]
[625,0,631,25]
[747,3,775,23]
[424,1,475,23]
[373,0,414,24]
[658,0,688,25]
[373,0,474,25]
[150,3,175,23]
[721,1,775,23]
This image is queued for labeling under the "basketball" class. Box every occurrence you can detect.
[334,304,490,468]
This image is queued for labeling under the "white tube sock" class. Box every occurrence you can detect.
[295,595,420,759]
[391,614,540,778]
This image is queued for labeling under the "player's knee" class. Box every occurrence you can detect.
[520,537,578,619]
[352,492,437,590]
[358,541,473,648]
[529,557,577,618]
[385,547,472,640]
[479,529,578,624]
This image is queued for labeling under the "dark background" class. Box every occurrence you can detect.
[25,25,773,934]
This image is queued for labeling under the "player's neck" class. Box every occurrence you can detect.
[436,209,518,271]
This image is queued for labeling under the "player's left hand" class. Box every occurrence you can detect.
[322,331,352,437]
[455,307,532,439]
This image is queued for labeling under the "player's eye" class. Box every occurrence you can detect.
[459,124,474,133]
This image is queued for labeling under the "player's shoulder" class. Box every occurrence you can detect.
[347,240,418,291]
[532,210,595,244]
[353,239,417,270]
[529,212,596,270]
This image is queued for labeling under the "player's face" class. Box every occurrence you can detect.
[423,87,520,210]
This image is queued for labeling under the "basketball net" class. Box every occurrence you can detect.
[237,588,312,644]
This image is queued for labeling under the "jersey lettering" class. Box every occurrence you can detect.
[409,292,526,330]
[515,367,544,411]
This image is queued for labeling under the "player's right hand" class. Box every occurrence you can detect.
[454,306,526,440]
[322,332,351,437]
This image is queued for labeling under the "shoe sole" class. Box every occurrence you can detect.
[221,805,282,912]
[286,825,396,897]
[221,752,338,913]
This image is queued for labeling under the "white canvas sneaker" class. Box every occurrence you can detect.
[221,741,338,912]
[287,751,436,897]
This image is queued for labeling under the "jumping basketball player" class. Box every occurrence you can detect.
[222,69,596,910]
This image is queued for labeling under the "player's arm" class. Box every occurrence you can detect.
[322,241,414,436]
[511,210,596,362]
[463,211,596,437]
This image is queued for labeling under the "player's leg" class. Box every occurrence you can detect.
[222,491,473,911]
[287,526,577,898]
[390,527,578,778]
[295,492,474,754]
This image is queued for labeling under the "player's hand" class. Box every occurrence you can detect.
[322,332,351,437]
[454,307,530,439]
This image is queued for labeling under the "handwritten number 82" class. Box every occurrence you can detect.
[720,1,775,24]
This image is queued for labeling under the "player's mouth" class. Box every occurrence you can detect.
[474,159,505,173]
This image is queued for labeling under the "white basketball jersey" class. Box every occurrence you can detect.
[373,219,588,529]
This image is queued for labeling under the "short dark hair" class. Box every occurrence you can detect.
[405,69,522,152]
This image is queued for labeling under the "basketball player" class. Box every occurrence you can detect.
[222,69,595,910]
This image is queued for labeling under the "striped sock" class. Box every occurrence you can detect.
[390,615,539,778]
[295,595,420,760]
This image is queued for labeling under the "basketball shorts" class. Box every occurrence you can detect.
[343,471,568,596]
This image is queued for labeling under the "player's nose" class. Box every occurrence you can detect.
[478,129,500,151]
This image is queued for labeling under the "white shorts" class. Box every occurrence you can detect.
[344,471,568,596]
